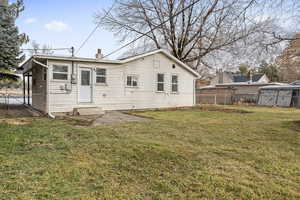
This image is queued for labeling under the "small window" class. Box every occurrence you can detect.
[96,68,106,84]
[126,75,138,87]
[157,73,164,92]
[43,68,47,81]
[171,75,178,93]
[53,65,68,80]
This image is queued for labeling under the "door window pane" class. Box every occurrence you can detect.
[81,71,90,86]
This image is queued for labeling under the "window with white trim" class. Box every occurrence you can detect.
[171,75,178,92]
[52,65,68,80]
[157,73,164,92]
[126,75,138,87]
[96,68,106,84]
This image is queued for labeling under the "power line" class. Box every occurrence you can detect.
[0,46,71,51]
[75,0,117,55]
[22,48,71,51]
[102,0,202,59]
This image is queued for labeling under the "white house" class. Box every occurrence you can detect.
[20,49,199,116]
[210,70,270,85]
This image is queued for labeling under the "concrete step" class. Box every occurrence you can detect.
[73,107,105,116]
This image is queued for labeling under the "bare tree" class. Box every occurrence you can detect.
[29,40,54,56]
[277,34,300,82]
[96,0,299,78]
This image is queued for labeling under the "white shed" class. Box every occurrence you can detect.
[258,84,300,107]
[20,49,199,115]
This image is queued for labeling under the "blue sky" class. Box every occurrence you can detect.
[16,0,121,59]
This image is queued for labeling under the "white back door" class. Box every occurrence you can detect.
[79,68,92,103]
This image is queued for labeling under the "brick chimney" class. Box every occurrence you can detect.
[95,49,103,60]
[249,71,253,83]
[218,69,224,84]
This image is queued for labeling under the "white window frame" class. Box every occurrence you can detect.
[126,74,139,87]
[171,74,179,93]
[95,68,107,85]
[52,65,69,81]
[156,73,165,92]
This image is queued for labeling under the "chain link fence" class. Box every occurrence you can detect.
[196,93,258,105]
[0,93,29,105]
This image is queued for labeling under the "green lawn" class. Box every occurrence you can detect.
[0,106,299,200]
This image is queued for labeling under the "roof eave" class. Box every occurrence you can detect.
[120,49,199,77]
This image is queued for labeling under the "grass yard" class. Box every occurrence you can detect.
[0,106,299,200]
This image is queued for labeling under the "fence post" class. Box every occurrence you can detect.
[214,94,217,105]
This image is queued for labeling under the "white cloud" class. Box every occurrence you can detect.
[44,20,70,32]
[24,18,37,24]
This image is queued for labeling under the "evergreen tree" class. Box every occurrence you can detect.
[258,60,280,82]
[0,0,28,81]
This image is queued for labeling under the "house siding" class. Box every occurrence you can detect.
[47,52,196,113]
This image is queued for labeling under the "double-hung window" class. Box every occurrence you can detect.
[157,73,165,92]
[171,75,178,93]
[126,75,138,87]
[96,68,106,84]
[53,65,68,81]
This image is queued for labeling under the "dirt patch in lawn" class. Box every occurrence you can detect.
[130,106,252,114]
[293,121,300,128]
[196,106,252,114]
[58,116,96,127]
[92,111,151,126]
[0,118,33,125]
[0,105,36,118]
[59,111,151,127]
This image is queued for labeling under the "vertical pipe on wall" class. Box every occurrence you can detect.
[27,74,30,105]
[23,74,26,104]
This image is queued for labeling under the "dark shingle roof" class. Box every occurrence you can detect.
[233,74,264,83]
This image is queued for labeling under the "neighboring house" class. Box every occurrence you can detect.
[210,70,269,85]
[20,49,199,115]
[195,79,211,89]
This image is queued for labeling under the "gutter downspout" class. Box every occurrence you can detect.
[193,79,196,106]
[46,59,55,119]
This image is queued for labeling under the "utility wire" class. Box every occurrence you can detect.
[75,0,117,55]
[0,46,71,51]
[102,0,202,59]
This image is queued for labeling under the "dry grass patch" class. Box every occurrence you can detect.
[0,105,299,200]
[0,118,33,125]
